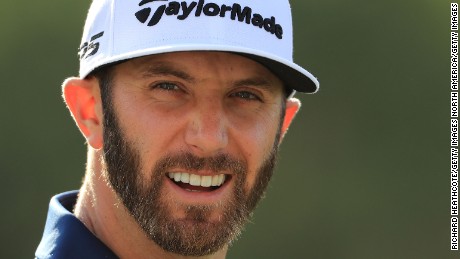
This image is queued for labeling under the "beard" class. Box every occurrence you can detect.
[100,87,281,256]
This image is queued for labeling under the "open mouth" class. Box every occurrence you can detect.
[167,172,228,192]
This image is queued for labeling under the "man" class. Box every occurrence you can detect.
[36,0,319,258]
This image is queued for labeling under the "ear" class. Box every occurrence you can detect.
[62,77,103,149]
[280,97,301,141]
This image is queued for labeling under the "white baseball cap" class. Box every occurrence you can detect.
[79,0,319,94]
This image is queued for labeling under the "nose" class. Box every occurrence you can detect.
[184,100,229,156]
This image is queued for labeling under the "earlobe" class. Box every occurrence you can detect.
[62,77,104,149]
[280,97,301,141]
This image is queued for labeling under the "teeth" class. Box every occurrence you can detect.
[168,172,226,187]
[189,174,201,186]
[180,173,189,183]
[174,173,181,182]
[201,176,212,187]
[211,175,219,186]
[218,174,224,184]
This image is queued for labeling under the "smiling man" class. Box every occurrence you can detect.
[35,0,318,258]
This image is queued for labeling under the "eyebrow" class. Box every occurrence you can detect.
[140,62,279,92]
[141,63,196,83]
[233,78,277,92]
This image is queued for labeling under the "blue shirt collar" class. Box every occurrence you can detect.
[35,190,118,259]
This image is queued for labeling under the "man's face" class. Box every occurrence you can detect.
[100,52,286,256]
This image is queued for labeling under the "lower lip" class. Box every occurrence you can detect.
[164,176,232,204]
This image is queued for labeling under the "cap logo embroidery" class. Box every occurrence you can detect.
[79,31,105,60]
[135,0,283,39]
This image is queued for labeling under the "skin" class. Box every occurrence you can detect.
[62,51,301,259]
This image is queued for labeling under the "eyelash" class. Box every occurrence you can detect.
[153,82,180,91]
[230,91,262,101]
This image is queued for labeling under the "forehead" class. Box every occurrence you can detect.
[115,51,284,89]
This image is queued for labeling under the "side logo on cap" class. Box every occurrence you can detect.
[135,0,283,39]
[79,31,105,60]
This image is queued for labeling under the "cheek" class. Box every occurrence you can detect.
[233,104,280,151]
[233,112,280,190]
[112,92,188,174]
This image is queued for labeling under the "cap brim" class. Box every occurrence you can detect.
[239,53,318,94]
[82,44,319,94]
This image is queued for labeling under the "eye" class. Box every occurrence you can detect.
[149,81,187,102]
[153,82,180,91]
[230,91,261,101]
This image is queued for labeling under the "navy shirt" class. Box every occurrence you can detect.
[35,191,118,259]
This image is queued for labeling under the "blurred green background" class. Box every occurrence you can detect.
[0,0,449,258]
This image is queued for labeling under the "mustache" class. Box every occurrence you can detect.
[153,152,247,175]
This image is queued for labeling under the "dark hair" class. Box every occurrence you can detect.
[88,63,117,110]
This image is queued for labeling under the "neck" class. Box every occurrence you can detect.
[73,148,228,259]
